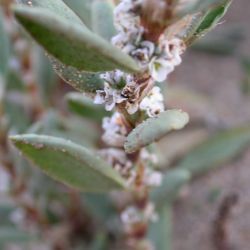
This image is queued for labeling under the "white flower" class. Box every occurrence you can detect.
[121,206,141,225]
[102,112,127,147]
[144,170,163,187]
[131,41,155,67]
[144,202,159,222]
[94,82,125,111]
[100,70,125,87]
[165,38,185,66]
[149,56,175,82]
[121,202,158,228]
[149,38,185,82]
[140,148,159,165]
[140,86,164,117]
[114,0,143,33]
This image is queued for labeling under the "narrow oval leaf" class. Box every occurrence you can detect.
[147,205,172,250]
[92,0,116,41]
[65,92,109,122]
[16,0,84,25]
[10,134,126,192]
[13,6,140,73]
[16,1,102,93]
[176,126,250,177]
[150,169,190,208]
[0,227,36,247]
[184,0,232,45]
[50,57,104,94]
[124,110,189,153]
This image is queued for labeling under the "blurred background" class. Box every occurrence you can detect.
[0,0,250,250]
[170,0,250,249]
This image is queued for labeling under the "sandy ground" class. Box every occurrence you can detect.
[172,0,250,249]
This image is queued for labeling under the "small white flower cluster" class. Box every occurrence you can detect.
[102,112,127,147]
[139,86,164,117]
[94,70,144,114]
[99,148,134,181]
[112,0,185,82]
[94,0,184,117]
[121,202,158,232]
[95,71,165,116]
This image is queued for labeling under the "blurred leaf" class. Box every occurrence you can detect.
[5,69,25,91]
[0,204,15,226]
[27,110,100,148]
[0,227,36,248]
[176,126,250,177]
[63,0,93,28]
[83,193,116,222]
[13,6,140,73]
[16,0,84,25]
[50,58,104,94]
[0,7,10,79]
[10,134,127,192]
[184,0,231,45]
[33,47,57,105]
[150,169,190,208]
[148,205,172,250]
[90,232,108,250]
[4,93,31,132]
[92,0,116,41]
[124,110,189,154]
[66,92,109,122]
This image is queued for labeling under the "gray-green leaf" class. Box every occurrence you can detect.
[63,0,93,28]
[183,0,231,45]
[50,57,104,94]
[176,125,250,177]
[13,5,140,73]
[150,169,190,208]
[124,110,189,153]
[147,205,172,250]
[10,134,127,192]
[66,92,109,122]
[17,0,84,25]
[92,0,116,41]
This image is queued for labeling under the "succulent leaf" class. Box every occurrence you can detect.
[16,0,84,25]
[10,134,127,192]
[124,110,189,153]
[13,5,140,73]
[92,0,116,41]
